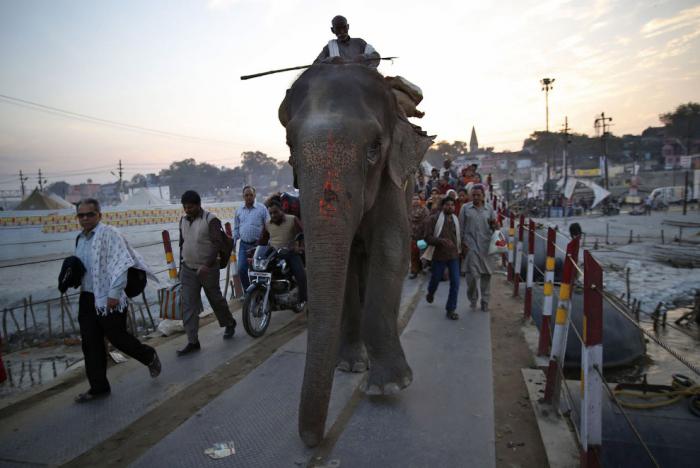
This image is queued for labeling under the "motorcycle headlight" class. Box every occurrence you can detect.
[254,257,270,270]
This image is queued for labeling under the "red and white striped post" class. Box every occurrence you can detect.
[224,222,243,298]
[507,214,515,282]
[524,219,535,318]
[161,230,178,283]
[513,214,525,297]
[538,226,557,356]
[0,336,7,384]
[223,222,233,298]
[581,251,603,468]
[544,236,581,404]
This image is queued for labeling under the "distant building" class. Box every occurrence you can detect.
[66,183,101,204]
[469,126,479,154]
[98,182,122,206]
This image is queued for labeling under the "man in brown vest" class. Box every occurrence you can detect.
[258,199,307,306]
[177,190,236,355]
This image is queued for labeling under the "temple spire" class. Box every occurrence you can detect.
[469,126,479,153]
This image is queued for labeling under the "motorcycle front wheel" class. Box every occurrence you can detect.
[242,288,271,338]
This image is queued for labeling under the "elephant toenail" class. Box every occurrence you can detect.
[352,362,368,373]
[337,361,351,372]
[383,383,401,395]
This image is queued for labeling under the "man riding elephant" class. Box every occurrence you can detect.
[314,15,380,68]
[313,15,425,119]
[279,62,433,447]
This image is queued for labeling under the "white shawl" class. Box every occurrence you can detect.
[327,40,376,58]
[88,223,155,315]
[328,39,340,57]
[421,212,461,261]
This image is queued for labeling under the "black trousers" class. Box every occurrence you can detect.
[78,292,155,394]
[280,252,307,302]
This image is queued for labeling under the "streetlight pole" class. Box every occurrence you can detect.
[541,78,555,216]
[541,78,555,132]
[594,112,613,190]
[562,116,571,186]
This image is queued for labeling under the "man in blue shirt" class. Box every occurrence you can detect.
[233,186,270,290]
[73,198,160,403]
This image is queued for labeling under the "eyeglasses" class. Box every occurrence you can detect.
[76,211,97,219]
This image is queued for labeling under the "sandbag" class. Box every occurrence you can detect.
[385,76,423,104]
[393,89,425,118]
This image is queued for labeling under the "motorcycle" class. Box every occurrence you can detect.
[601,201,620,216]
[242,238,305,338]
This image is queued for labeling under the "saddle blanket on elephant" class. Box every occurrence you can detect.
[385,76,425,118]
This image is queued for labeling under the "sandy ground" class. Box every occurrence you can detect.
[489,273,550,468]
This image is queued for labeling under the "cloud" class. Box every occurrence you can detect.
[207,0,243,10]
[641,4,700,38]
[664,26,700,56]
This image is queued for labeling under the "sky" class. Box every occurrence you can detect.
[1,0,699,190]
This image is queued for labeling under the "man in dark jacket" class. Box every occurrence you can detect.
[177,190,237,355]
[424,197,462,320]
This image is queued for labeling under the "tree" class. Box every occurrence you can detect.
[660,102,700,155]
[130,173,147,188]
[276,160,294,190]
[424,140,470,167]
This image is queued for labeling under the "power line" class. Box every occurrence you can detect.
[37,169,46,191]
[18,170,28,197]
[0,93,244,147]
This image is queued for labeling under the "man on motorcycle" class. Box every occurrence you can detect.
[257,199,307,308]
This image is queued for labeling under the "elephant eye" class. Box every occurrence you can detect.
[367,138,382,165]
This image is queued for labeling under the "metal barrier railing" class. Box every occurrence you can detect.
[501,211,698,468]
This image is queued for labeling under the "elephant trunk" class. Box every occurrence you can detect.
[298,222,352,447]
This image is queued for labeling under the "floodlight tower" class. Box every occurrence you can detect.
[540,78,555,132]
[541,77,555,216]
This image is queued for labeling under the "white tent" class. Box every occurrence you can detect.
[563,178,610,208]
[47,192,74,209]
[119,188,169,207]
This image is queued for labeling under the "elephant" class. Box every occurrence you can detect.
[279,63,434,447]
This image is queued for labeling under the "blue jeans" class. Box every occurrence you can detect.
[428,258,461,312]
[238,241,255,290]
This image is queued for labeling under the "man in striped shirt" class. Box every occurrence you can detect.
[233,186,270,290]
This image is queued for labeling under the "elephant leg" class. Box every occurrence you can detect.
[360,213,413,395]
[337,238,368,373]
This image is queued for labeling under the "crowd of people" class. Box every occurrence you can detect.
[55,13,499,406]
[410,159,498,320]
[63,185,308,402]
[63,156,502,403]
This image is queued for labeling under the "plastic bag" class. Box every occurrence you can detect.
[158,283,184,320]
[156,319,185,337]
[488,230,508,255]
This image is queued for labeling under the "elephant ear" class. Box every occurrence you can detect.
[279,91,290,128]
[279,90,299,187]
[387,118,435,189]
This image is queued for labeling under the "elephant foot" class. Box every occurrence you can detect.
[361,360,413,395]
[337,342,368,373]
